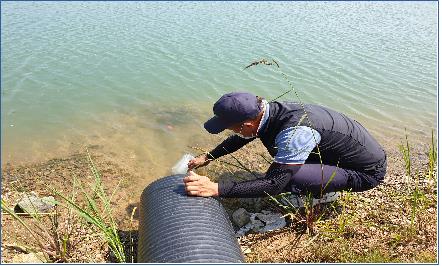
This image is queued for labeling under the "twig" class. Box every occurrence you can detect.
[129,206,137,263]
[2,212,57,216]
[3,243,33,253]
[243,59,279,70]
[188,146,248,170]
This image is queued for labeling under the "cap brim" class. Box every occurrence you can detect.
[204,116,232,134]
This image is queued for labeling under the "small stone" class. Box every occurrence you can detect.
[88,144,101,149]
[232,208,251,228]
[12,252,46,263]
[14,193,56,214]
[7,175,19,182]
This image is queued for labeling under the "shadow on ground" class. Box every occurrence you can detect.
[107,229,139,263]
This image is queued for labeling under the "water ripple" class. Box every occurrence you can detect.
[1,2,437,164]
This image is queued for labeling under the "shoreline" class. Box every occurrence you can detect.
[1,127,436,169]
[2,101,437,170]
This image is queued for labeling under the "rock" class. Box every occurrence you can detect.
[238,198,263,212]
[256,212,281,223]
[88,144,101,149]
[254,211,286,233]
[12,252,46,263]
[252,198,264,212]
[235,210,286,236]
[232,208,251,228]
[14,192,56,214]
[282,194,305,208]
[6,174,19,182]
[235,219,256,237]
[259,217,286,233]
[249,214,265,232]
[250,214,265,227]
[236,227,251,237]
[282,192,340,207]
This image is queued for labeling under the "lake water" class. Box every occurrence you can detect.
[1,2,437,178]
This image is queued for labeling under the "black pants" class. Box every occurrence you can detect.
[288,158,387,197]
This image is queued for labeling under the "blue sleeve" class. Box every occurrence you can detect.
[273,126,321,165]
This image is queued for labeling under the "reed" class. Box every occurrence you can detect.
[52,150,126,262]
[398,129,412,177]
[334,191,354,237]
[409,181,421,235]
[1,184,79,262]
[129,206,137,263]
[397,132,435,237]
[427,129,436,180]
[244,58,327,199]
[1,199,51,262]
[217,58,333,236]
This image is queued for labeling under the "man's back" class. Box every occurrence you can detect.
[260,101,386,172]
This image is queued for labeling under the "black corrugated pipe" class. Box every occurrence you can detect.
[138,174,245,263]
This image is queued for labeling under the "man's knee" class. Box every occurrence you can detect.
[350,174,382,192]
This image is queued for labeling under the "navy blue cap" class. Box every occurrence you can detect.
[204,92,262,134]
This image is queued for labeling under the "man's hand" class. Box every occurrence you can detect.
[187,154,211,171]
[183,171,219,197]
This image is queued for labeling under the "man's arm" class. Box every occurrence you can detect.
[217,126,321,197]
[184,126,322,197]
[218,163,301,197]
[207,135,255,160]
[184,163,301,198]
[188,135,256,171]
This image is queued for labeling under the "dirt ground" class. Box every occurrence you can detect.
[1,136,437,263]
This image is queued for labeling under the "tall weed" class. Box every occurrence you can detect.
[52,150,126,262]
